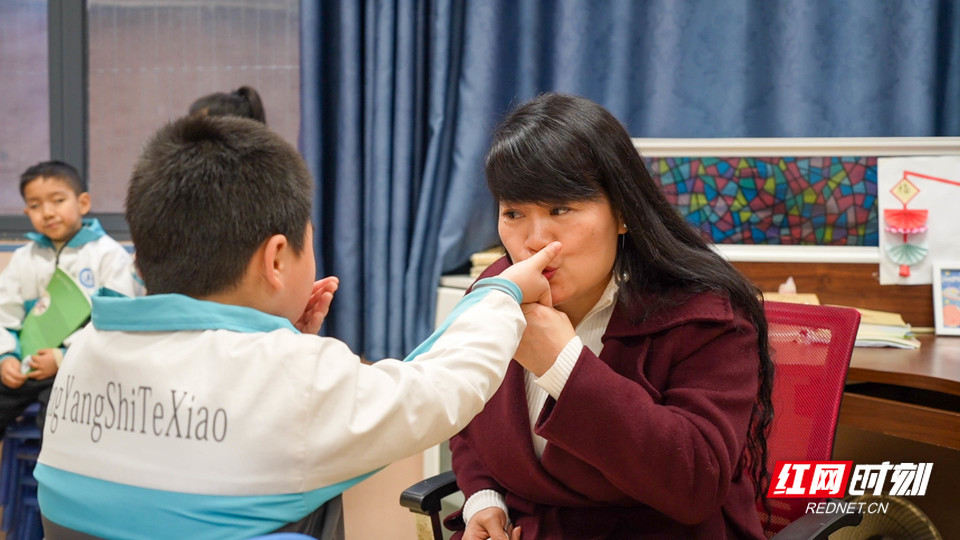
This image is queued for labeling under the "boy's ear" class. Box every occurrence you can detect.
[77,192,91,215]
[260,234,288,292]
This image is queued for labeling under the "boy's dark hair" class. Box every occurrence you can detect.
[126,115,312,297]
[19,160,86,197]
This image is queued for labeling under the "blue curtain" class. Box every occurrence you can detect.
[300,0,959,360]
[300,0,476,360]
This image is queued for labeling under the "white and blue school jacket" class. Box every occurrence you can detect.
[0,218,142,360]
[36,277,524,539]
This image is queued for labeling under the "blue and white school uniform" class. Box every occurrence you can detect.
[0,218,141,360]
[36,278,523,539]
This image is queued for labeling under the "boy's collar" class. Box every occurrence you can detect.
[26,218,105,250]
[90,292,300,334]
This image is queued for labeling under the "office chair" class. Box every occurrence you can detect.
[400,301,863,540]
[759,301,862,537]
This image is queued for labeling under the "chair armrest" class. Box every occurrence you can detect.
[771,507,863,540]
[399,471,459,515]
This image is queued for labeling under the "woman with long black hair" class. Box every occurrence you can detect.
[449,92,773,539]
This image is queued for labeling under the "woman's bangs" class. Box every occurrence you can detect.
[487,141,601,205]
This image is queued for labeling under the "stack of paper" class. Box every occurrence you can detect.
[852,307,920,349]
[762,292,821,305]
[469,247,505,278]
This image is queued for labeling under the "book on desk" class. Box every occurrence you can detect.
[762,291,920,350]
[852,307,921,350]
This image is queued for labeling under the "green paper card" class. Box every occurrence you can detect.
[19,267,92,363]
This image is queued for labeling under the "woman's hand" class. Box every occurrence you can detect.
[295,276,339,335]
[513,303,576,376]
[464,507,521,540]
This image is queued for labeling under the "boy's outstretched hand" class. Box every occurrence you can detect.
[296,276,339,335]
[498,241,561,305]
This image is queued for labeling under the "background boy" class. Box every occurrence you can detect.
[36,115,559,539]
[0,160,141,436]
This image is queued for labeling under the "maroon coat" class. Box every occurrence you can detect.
[448,259,766,539]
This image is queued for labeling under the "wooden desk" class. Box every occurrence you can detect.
[839,335,960,450]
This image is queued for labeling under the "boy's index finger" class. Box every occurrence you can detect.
[526,241,562,270]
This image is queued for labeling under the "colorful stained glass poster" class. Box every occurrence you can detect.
[877,157,960,285]
[646,157,877,246]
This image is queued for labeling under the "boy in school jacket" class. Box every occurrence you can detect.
[0,161,141,435]
[35,115,561,539]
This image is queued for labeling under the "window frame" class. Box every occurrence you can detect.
[0,1,125,241]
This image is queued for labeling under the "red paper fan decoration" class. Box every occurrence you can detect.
[883,208,928,229]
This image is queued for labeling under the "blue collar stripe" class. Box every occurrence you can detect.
[91,294,298,334]
[26,218,105,249]
[36,464,373,540]
[403,277,519,362]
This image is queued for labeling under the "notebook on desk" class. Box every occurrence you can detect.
[847,307,920,350]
